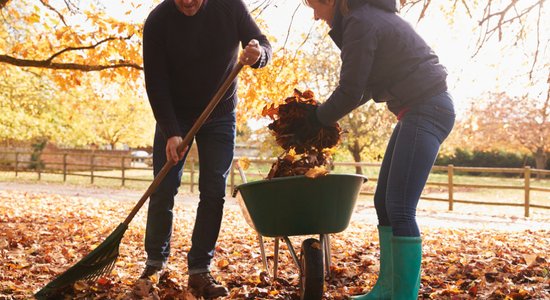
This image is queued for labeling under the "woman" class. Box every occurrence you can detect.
[301,0,456,299]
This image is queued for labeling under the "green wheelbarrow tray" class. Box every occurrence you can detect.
[236,174,367,238]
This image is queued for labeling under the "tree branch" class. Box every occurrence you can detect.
[528,3,542,79]
[0,34,142,71]
[39,0,67,26]
[46,36,133,62]
[417,0,431,22]
[0,0,9,10]
[460,0,473,18]
[479,0,543,42]
[249,0,274,17]
[0,54,142,71]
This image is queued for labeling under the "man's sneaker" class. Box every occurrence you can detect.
[188,272,229,298]
[139,265,164,280]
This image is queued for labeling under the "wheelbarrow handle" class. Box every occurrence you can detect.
[231,162,249,197]
[123,62,244,226]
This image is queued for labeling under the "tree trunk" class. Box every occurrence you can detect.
[0,0,9,10]
[534,147,547,179]
[349,140,363,175]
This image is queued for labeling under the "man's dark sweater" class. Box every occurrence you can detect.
[143,0,271,138]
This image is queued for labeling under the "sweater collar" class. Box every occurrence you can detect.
[328,0,344,49]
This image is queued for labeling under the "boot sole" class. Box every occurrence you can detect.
[188,287,229,299]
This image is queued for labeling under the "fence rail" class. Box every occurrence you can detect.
[1,151,549,217]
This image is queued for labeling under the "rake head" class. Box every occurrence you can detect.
[34,223,128,299]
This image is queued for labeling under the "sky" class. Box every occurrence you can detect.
[99,0,548,119]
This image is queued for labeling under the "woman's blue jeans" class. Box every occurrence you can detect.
[145,112,236,275]
[374,92,455,237]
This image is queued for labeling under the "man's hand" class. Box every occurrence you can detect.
[239,39,261,66]
[166,136,187,164]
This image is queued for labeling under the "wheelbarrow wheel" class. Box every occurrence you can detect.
[299,238,324,300]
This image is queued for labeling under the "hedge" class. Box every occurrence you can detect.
[436,149,550,176]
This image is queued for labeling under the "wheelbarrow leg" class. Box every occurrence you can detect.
[273,237,280,280]
[283,236,300,268]
[320,234,331,277]
[272,236,303,280]
[258,235,270,277]
[235,163,272,278]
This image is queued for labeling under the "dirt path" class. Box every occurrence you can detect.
[1,181,548,232]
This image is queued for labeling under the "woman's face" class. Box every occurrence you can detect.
[305,0,336,27]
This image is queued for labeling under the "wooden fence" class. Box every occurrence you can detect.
[1,151,549,217]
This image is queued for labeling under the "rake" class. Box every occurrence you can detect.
[35,63,244,299]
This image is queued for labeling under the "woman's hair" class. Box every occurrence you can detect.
[302,0,350,15]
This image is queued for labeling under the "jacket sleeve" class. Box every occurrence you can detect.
[143,17,182,138]
[317,15,377,125]
[235,0,272,68]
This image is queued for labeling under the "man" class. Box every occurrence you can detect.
[142,0,271,297]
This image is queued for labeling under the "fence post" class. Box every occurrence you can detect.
[63,153,68,182]
[448,164,454,211]
[121,156,126,187]
[190,157,195,193]
[14,152,19,177]
[524,166,531,217]
[90,154,95,184]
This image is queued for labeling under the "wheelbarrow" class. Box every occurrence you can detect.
[233,167,367,299]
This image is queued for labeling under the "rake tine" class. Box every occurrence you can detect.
[86,258,116,282]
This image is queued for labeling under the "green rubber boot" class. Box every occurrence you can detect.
[351,226,393,300]
[392,236,422,300]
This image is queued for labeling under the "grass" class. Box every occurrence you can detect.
[1,162,549,210]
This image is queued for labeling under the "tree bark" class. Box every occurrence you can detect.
[348,140,363,175]
[0,55,142,71]
[0,0,9,10]
[534,147,547,179]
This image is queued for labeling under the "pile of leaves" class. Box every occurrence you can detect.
[1,189,549,299]
[262,89,342,179]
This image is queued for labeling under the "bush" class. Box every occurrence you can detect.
[435,149,549,176]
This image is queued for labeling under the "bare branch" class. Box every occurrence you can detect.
[46,36,133,62]
[401,0,423,15]
[63,0,80,13]
[281,3,301,51]
[417,0,431,22]
[460,0,473,18]
[39,0,67,26]
[249,0,274,17]
[0,54,143,71]
[288,21,316,69]
[528,3,542,79]
[480,0,543,42]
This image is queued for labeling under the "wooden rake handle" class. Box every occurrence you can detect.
[123,62,244,225]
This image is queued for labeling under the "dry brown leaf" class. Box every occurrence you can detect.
[237,158,250,170]
[304,166,329,178]
[0,190,548,299]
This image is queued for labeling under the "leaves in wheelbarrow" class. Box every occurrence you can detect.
[263,89,342,179]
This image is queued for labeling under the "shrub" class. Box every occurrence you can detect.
[435,149,549,176]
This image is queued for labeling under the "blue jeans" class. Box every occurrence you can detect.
[145,112,236,275]
[374,92,455,237]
